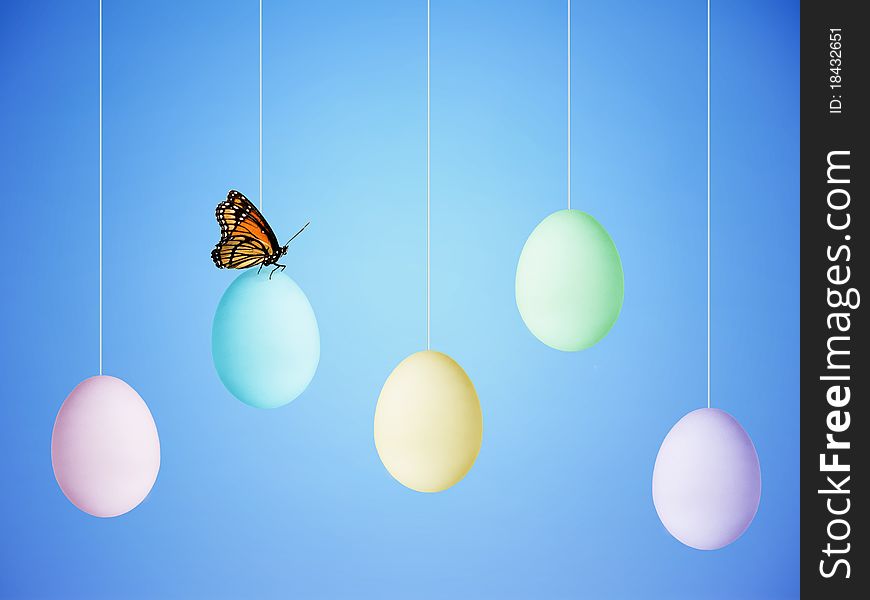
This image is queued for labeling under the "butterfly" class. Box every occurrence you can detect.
[211,190,309,278]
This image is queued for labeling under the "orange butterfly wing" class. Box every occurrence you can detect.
[211,190,282,269]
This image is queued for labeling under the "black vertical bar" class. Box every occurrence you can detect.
[801,0,867,596]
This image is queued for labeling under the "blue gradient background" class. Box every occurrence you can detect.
[0,1,798,598]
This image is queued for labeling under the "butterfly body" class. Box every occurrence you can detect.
[212,190,307,278]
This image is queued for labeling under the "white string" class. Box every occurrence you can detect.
[426,0,431,350]
[259,0,263,211]
[98,0,103,376]
[567,0,571,210]
[707,0,711,409]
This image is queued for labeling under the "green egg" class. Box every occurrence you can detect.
[515,209,624,351]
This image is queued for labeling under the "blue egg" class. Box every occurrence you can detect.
[212,270,320,408]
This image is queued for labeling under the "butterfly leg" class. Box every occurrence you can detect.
[257,263,264,275]
[269,263,286,279]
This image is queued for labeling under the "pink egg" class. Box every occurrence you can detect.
[51,376,160,518]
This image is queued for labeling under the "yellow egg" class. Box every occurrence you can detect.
[374,350,483,493]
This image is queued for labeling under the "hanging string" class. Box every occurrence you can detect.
[707,0,711,409]
[426,0,431,350]
[567,0,571,210]
[259,0,263,210]
[98,0,103,376]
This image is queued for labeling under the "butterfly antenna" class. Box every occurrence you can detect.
[284,221,311,247]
